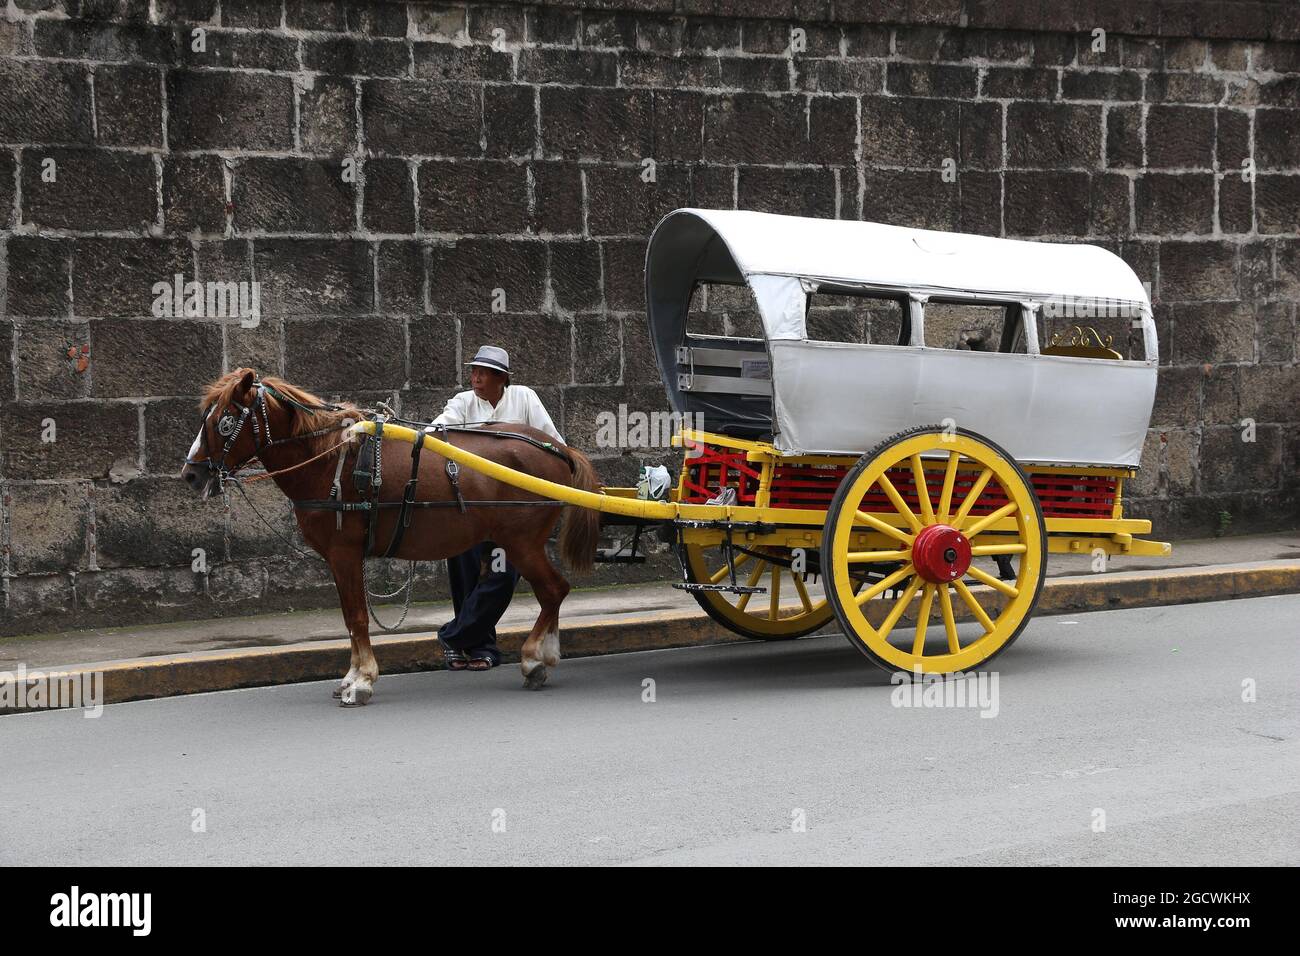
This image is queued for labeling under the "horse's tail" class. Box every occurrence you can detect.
[559,446,601,574]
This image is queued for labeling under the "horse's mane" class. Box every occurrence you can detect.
[200,370,362,455]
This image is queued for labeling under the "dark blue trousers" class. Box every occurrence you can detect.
[438,542,520,660]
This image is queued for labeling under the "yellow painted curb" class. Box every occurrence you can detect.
[2,561,1297,712]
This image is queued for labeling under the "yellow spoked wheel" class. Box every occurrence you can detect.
[821,426,1046,675]
[679,542,838,640]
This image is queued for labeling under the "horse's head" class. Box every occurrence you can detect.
[181,368,264,498]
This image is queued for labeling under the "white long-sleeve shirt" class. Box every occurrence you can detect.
[431,385,565,445]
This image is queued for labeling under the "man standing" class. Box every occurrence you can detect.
[431,345,564,671]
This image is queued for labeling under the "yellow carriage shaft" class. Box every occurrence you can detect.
[351,422,1170,558]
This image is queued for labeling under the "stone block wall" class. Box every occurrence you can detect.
[1,0,1298,634]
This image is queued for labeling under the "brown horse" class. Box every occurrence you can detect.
[179,369,601,705]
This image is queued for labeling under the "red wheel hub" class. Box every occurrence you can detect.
[911,524,972,583]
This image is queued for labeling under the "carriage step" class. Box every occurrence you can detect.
[673,583,767,595]
[594,548,646,564]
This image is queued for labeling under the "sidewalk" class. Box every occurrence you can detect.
[2,531,1298,708]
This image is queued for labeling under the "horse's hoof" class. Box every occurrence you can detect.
[340,683,372,707]
[331,682,350,700]
[522,664,548,691]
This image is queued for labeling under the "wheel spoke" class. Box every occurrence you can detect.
[937,584,960,653]
[855,563,915,605]
[847,549,912,563]
[735,560,768,612]
[970,542,1027,556]
[768,565,781,621]
[950,467,993,527]
[853,509,913,545]
[963,501,1019,538]
[966,564,1020,597]
[910,455,935,524]
[953,579,996,635]
[792,571,813,613]
[911,583,936,657]
[937,451,960,524]
[708,550,753,584]
[877,472,922,533]
[877,575,922,642]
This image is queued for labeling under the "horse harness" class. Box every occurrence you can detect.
[293,418,574,559]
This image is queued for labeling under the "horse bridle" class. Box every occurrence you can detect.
[187,380,348,490]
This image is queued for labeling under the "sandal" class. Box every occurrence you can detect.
[440,639,470,671]
[465,647,500,671]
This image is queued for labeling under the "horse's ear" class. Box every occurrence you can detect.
[237,368,256,394]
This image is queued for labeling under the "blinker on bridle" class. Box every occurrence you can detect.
[186,379,348,491]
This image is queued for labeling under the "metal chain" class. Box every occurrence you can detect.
[363,558,416,632]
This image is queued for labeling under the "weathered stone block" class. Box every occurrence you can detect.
[305,37,410,77]
[376,241,424,314]
[418,160,528,233]
[1159,241,1238,301]
[90,318,222,398]
[1198,424,1282,494]
[541,87,654,161]
[1170,302,1255,364]
[221,0,282,28]
[168,71,294,151]
[22,149,156,232]
[530,162,583,234]
[5,481,90,574]
[232,158,356,234]
[72,238,192,318]
[519,48,617,85]
[601,239,648,312]
[408,317,459,388]
[1151,366,1202,426]
[163,155,226,235]
[1006,102,1102,168]
[982,66,1057,100]
[1145,105,1216,168]
[227,316,283,377]
[14,320,90,400]
[737,166,839,219]
[6,238,72,318]
[253,240,373,318]
[94,64,163,147]
[550,240,603,312]
[284,317,406,390]
[574,314,620,384]
[94,476,226,568]
[179,29,298,71]
[585,163,690,237]
[1256,175,1300,234]
[361,80,480,156]
[427,239,546,314]
[1135,173,1214,234]
[704,93,811,163]
[299,75,357,157]
[143,396,202,474]
[484,85,537,158]
[1005,171,1089,235]
[1,401,139,480]
[861,95,957,167]
[1257,302,1296,363]
[861,169,958,230]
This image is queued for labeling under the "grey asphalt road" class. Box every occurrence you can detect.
[2,595,1296,866]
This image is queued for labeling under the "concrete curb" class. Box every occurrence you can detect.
[3,560,1298,713]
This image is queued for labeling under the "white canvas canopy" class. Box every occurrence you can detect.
[645,209,1158,468]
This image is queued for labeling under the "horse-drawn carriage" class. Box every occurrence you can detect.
[355,209,1172,679]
